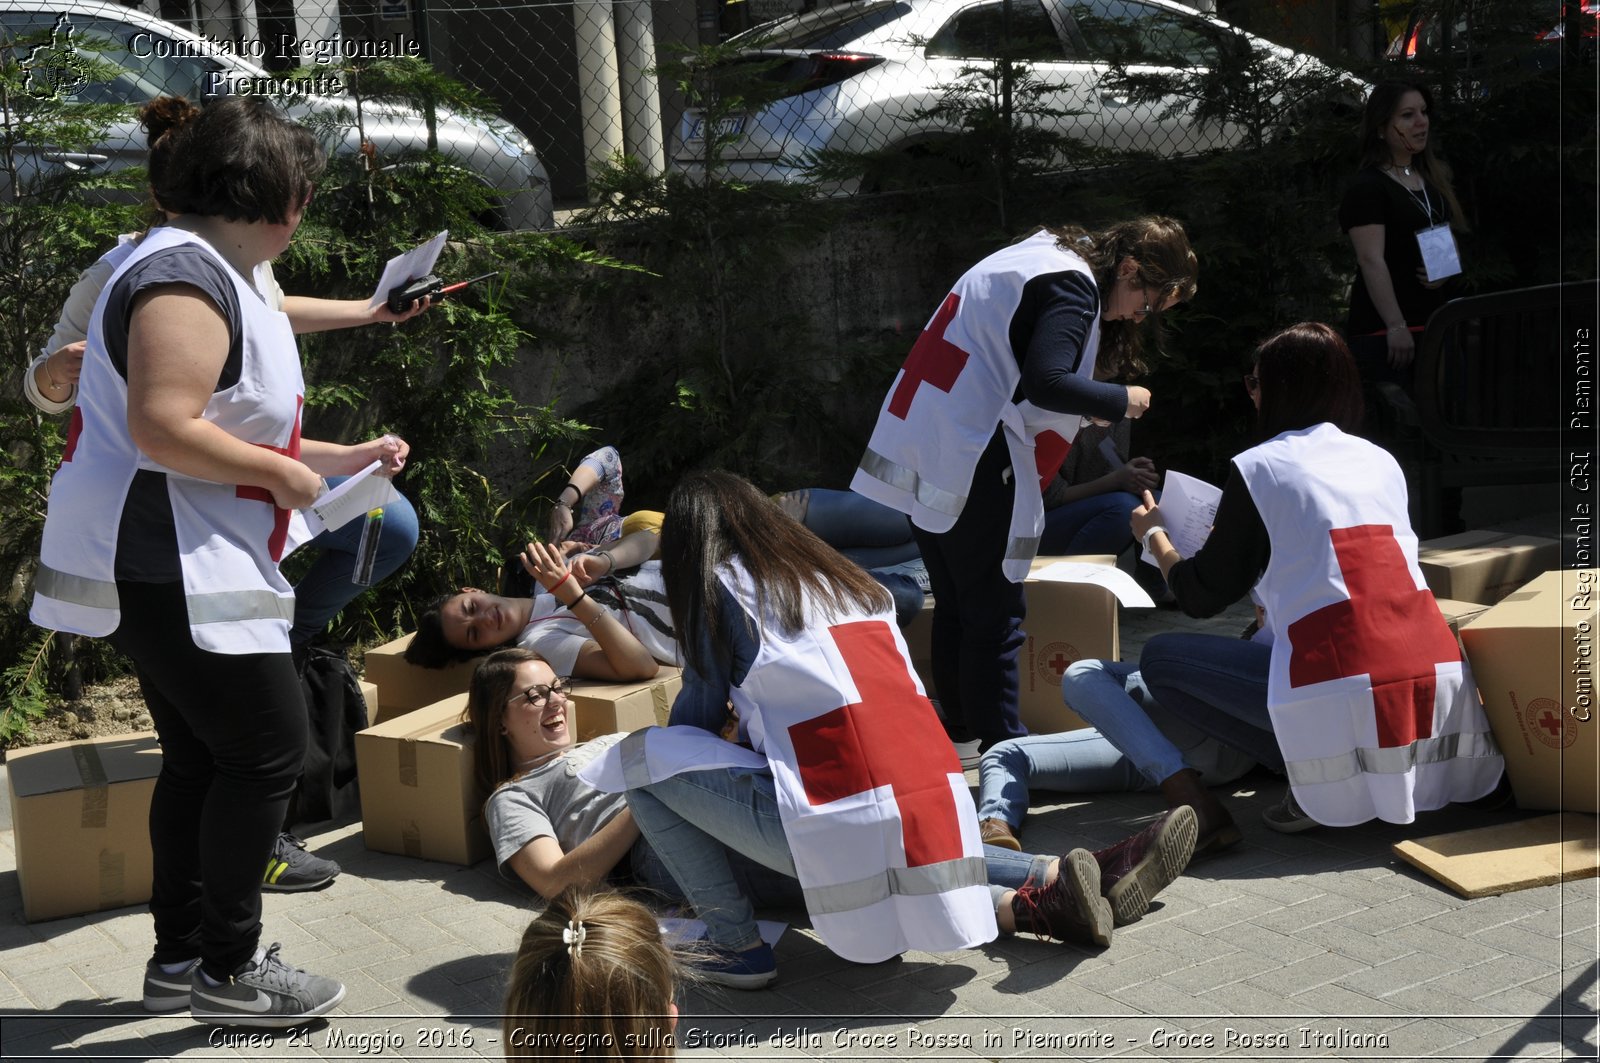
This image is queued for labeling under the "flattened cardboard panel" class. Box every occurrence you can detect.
[1392,813,1600,898]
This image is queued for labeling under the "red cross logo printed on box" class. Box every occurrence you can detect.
[789,620,965,866]
[235,396,304,562]
[888,293,970,420]
[1287,524,1461,748]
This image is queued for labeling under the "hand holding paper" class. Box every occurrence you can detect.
[302,461,401,536]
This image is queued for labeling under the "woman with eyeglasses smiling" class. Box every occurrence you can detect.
[462,645,803,916]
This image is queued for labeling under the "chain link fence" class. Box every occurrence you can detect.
[5,0,1368,217]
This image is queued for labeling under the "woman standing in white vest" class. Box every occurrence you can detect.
[851,218,1197,755]
[30,97,378,1027]
[1127,323,1502,837]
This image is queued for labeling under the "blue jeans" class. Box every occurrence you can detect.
[289,478,420,647]
[981,661,1258,826]
[625,767,1048,951]
[866,570,924,628]
[1140,633,1282,772]
[804,488,921,569]
[1039,491,1140,556]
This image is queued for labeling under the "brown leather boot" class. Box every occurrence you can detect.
[980,818,1021,851]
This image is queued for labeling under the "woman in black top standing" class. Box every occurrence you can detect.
[1339,81,1466,392]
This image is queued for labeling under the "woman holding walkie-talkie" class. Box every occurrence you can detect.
[29,97,374,1030]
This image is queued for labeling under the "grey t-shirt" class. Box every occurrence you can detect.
[485,732,628,882]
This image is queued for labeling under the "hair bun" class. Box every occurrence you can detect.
[139,96,200,143]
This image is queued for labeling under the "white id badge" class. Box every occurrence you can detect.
[1416,224,1461,282]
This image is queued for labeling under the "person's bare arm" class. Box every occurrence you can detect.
[281,295,428,334]
[570,529,659,586]
[125,287,321,509]
[504,812,641,899]
[548,453,607,541]
[523,541,659,681]
[1349,224,1414,368]
[298,435,409,478]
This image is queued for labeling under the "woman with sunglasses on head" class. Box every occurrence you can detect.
[29,96,393,1027]
[852,217,1196,755]
[1065,323,1501,848]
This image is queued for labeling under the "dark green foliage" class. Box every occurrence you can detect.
[0,28,145,740]
[0,54,607,740]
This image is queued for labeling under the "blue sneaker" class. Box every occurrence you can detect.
[700,942,777,990]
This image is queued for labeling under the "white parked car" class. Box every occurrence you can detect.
[672,0,1346,188]
[1,0,554,229]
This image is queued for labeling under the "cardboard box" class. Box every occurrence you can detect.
[362,632,481,725]
[570,669,683,740]
[1435,598,1491,636]
[358,680,379,727]
[1022,555,1119,734]
[1418,530,1561,605]
[7,734,161,922]
[355,696,488,866]
[1459,569,1598,814]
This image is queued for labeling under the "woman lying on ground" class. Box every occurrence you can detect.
[406,530,675,681]
[466,645,800,917]
[1066,322,1503,845]
[405,523,925,677]
[574,471,1199,989]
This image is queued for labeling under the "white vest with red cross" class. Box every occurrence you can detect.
[31,226,304,655]
[581,560,997,963]
[851,231,1100,581]
[1236,424,1504,826]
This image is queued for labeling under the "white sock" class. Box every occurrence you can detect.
[158,960,194,974]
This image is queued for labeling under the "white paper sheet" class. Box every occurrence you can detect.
[368,230,448,308]
[302,460,400,535]
[1140,469,1221,565]
[659,918,787,948]
[1030,561,1156,608]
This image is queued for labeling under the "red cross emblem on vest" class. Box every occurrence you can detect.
[788,620,966,866]
[888,293,970,420]
[1287,524,1462,748]
[235,396,304,562]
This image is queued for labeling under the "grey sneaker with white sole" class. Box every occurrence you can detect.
[189,943,345,1028]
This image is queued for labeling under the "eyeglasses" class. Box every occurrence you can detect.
[509,676,574,710]
[1243,372,1260,394]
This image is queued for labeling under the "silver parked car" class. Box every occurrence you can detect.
[672,0,1341,187]
[1,0,554,229]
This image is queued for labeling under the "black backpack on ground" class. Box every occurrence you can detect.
[285,644,366,826]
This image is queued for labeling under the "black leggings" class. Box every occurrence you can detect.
[110,580,307,977]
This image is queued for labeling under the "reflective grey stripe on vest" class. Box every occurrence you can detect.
[186,589,295,626]
[1006,535,1040,561]
[802,855,989,916]
[857,448,966,518]
[619,730,654,790]
[1284,729,1501,787]
[34,564,119,610]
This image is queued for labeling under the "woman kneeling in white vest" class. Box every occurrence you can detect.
[1112,322,1504,842]
[575,472,1200,989]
